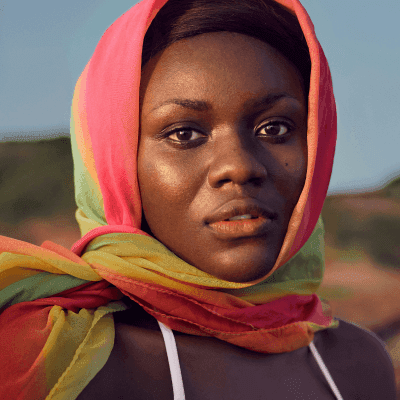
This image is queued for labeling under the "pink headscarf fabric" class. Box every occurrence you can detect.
[0,2,339,398]
[67,0,339,353]
[71,0,337,281]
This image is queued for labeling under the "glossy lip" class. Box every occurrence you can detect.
[204,199,277,239]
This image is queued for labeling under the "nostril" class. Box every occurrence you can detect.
[208,160,268,188]
[249,176,265,186]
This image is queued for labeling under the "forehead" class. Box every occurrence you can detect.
[140,32,305,109]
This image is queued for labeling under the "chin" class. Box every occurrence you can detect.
[202,252,276,283]
[215,267,273,283]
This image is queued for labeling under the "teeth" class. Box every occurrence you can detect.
[228,214,254,221]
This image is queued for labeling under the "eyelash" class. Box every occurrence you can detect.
[162,120,293,148]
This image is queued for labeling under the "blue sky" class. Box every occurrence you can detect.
[0,0,399,193]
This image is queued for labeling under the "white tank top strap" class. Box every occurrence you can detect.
[157,321,186,400]
[158,320,344,400]
[308,341,344,400]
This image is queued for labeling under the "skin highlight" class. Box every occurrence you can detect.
[138,32,308,282]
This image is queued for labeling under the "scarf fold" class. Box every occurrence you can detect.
[0,0,338,398]
[0,217,337,399]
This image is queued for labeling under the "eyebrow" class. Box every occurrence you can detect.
[151,98,210,113]
[150,92,298,114]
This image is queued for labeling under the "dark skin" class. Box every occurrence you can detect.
[138,32,308,282]
[77,302,397,400]
[76,33,397,399]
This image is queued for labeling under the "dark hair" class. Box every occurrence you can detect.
[142,0,311,94]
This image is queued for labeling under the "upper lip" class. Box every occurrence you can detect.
[204,199,277,224]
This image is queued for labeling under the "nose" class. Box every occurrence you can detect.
[207,129,268,188]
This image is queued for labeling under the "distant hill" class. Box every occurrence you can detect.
[322,176,400,270]
[0,137,75,224]
[0,137,79,247]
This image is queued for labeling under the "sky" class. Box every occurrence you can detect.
[0,0,399,193]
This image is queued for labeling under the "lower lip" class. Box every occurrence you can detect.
[207,217,273,239]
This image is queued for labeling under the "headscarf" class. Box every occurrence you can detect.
[0,0,338,398]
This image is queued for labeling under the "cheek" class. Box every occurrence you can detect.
[138,146,194,223]
[149,161,182,190]
[285,152,307,180]
[273,138,307,201]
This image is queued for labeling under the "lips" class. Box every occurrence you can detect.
[205,199,276,225]
[204,199,277,239]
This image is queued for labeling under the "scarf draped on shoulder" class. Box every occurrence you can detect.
[0,0,338,398]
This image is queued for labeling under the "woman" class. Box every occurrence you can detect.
[0,0,396,399]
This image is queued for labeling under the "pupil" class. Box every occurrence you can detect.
[266,124,281,135]
[177,130,192,140]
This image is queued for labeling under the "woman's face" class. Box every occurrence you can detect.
[138,32,307,282]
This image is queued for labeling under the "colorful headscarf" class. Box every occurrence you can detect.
[0,0,338,398]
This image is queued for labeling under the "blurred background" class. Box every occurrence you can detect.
[1,0,399,395]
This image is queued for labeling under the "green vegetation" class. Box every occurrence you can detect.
[0,137,75,224]
[383,176,400,199]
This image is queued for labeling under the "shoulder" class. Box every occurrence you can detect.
[315,318,397,399]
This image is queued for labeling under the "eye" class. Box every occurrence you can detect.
[256,121,291,137]
[167,128,206,142]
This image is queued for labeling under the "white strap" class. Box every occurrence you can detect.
[158,321,342,400]
[157,321,186,400]
[309,341,344,400]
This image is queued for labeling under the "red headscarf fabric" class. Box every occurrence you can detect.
[67,0,338,353]
[0,1,338,398]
